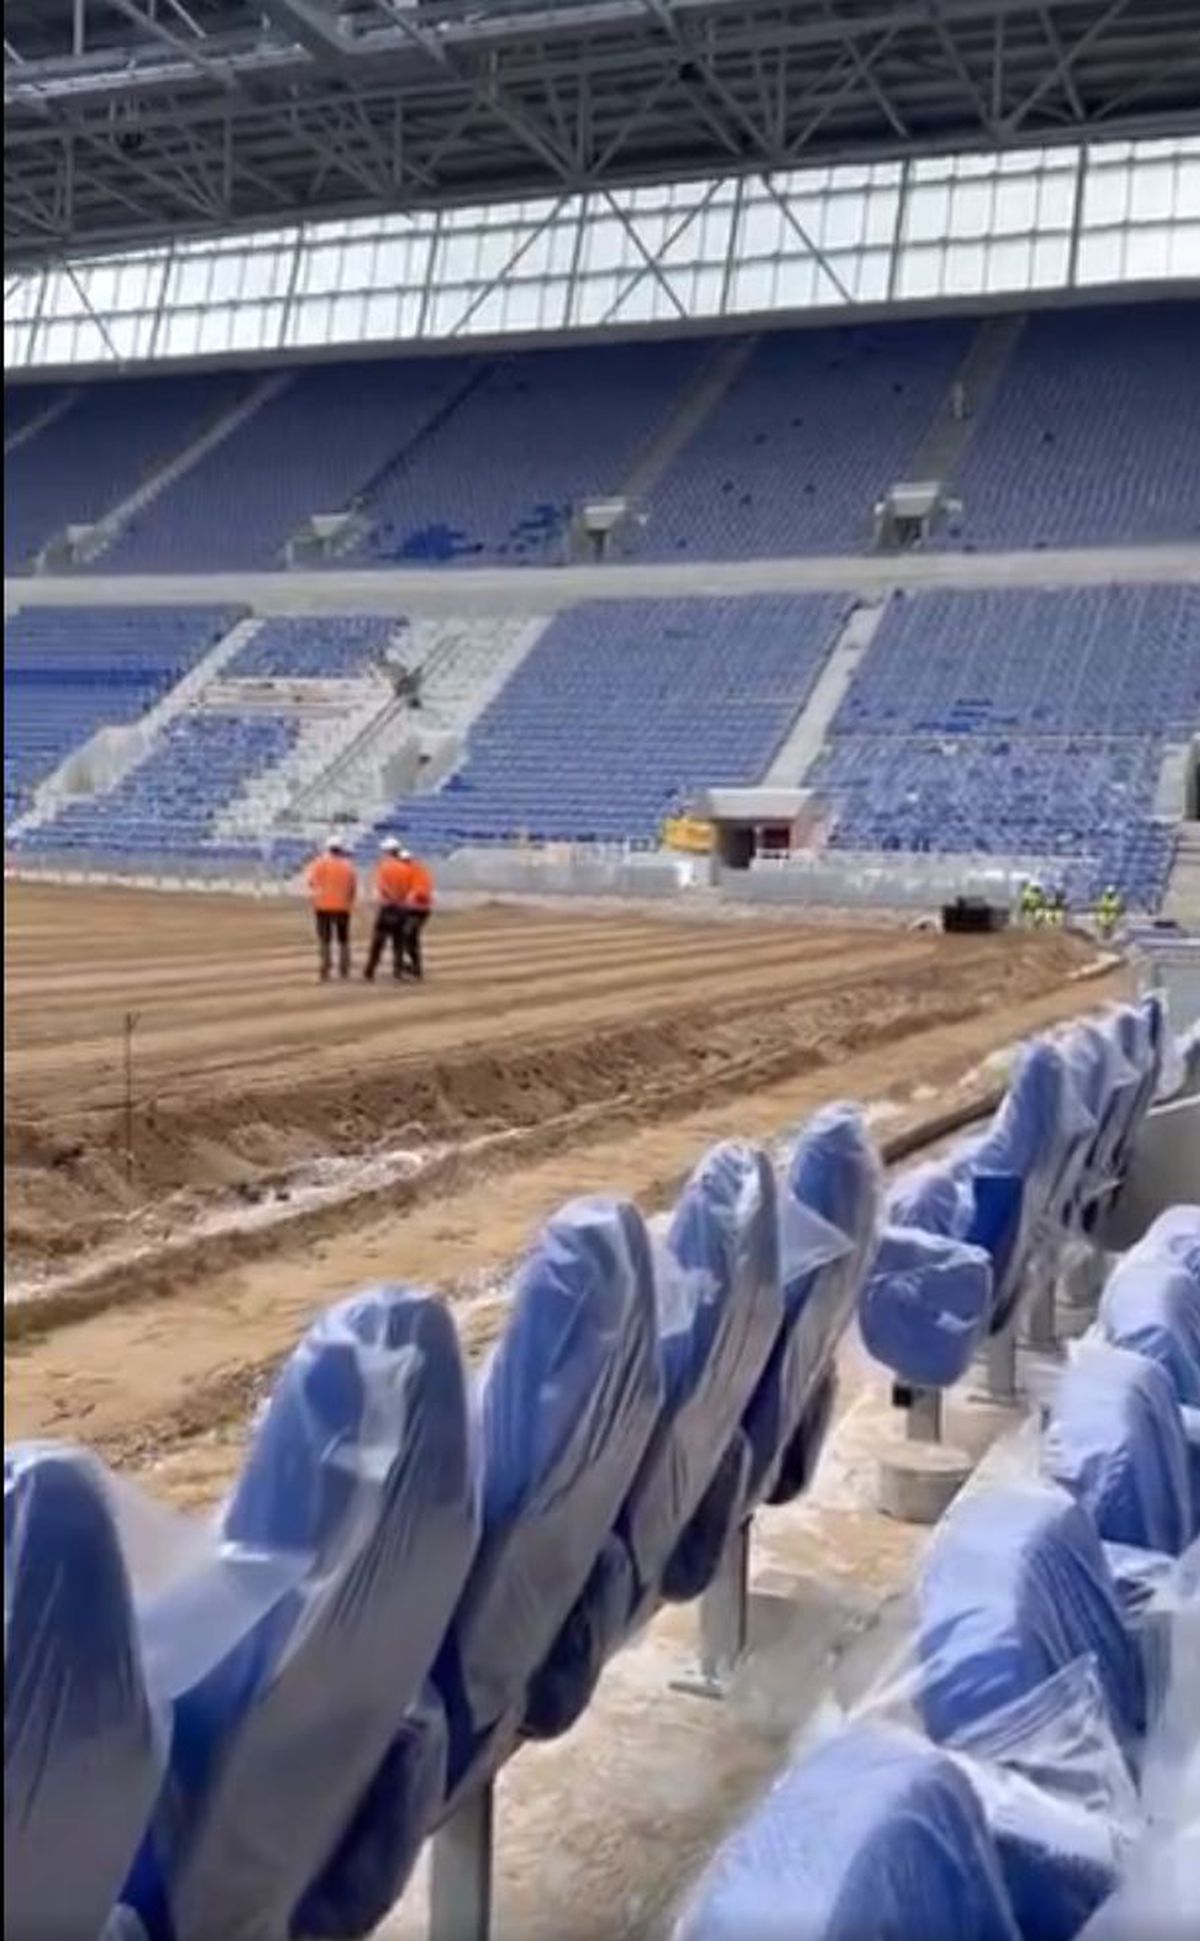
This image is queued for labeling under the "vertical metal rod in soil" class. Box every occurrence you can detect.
[123,1011,138,1185]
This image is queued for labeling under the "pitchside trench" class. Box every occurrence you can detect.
[2,880,1128,1938]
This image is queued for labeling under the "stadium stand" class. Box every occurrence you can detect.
[805,583,1199,907]
[640,318,972,560]
[3,604,242,823]
[380,593,848,848]
[100,359,476,573]
[356,339,706,565]
[3,382,60,443]
[948,300,1200,550]
[35,711,302,861]
[5,998,1194,1941]
[4,372,253,571]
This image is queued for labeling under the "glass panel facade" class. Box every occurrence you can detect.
[5,136,1199,373]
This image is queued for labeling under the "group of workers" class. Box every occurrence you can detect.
[305,836,434,984]
[1017,879,1125,938]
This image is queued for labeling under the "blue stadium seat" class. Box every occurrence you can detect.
[916,1484,1145,1756]
[743,1104,879,1508]
[129,1286,476,1941]
[523,1143,781,1739]
[1100,1254,1200,1408]
[5,1444,164,1941]
[859,1221,993,1390]
[673,1722,1022,1941]
[1138,1205,1200,1289]
[1043,1344,1196,1557]
[432,1197,662,1806]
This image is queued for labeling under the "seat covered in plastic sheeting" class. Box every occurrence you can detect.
[1059,1017,1139,1224]
[958,1041,1097,1331]
[523,1145,780,1739]
[655,1144,783,1601]
[1100,1252,1200,1408]
[1076,1822,1200,1941]
[916,1484,1145,1756]
[672,1722,1022,1941]
[5,1444,165,1941]
[1109,999,1163,1178]
[860,1222,994,1390]
[1138,1204,1200,1290]
[743,1105,879,1509]
[434,1197,662,1802]
[135,1287,477,1941]
[965,1751,1122,1941]
[1043,1343,1195,1557]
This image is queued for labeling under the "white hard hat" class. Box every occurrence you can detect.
[380,836,400,854]
[398,847,413,862]
[326,836,345,854]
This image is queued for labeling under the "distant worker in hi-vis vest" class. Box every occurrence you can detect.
[306,838,357,982]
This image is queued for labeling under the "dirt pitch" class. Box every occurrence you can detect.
[5,880,1121,1508]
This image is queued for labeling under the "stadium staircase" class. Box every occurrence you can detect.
[763,599,888,786]
[905,312,1026,492]
[4,389,74,458]
[616,334,759,507]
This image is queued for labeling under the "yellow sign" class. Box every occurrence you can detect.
[662,814,715,855]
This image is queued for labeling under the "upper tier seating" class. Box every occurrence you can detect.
[806,584,1199,909]
[949,300,1200,550]
[381,593,847,849]
[4,383,59,443]
[3,604,241,824]
[101,360,475,573]
[4,373,252,572]
[357,340,704,566]
[639,319,971,561]
[225,614,397,680]
[32,710,300,860]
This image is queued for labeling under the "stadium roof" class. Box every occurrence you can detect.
[6,1,1200,271]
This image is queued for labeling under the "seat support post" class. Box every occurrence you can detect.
[429,1781,495,1941]
[669,1518,751,1701]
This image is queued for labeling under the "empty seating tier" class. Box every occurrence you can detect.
[382,593,848,850]
[3,605,242,825]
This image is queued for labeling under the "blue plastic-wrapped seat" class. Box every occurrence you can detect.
[132,1286,477,1941]
[433,1196,662,1805]
[1043,1343,1195,1557]
[916,1483,1145,1756]
[1138,1204,1200,1290]
[5,1444,165,1941]
[1100,1246,1200,1405]
[523,1144,779,1739]
[743,1105,879,1508]
[860,1220,993,1390]
[673,1722,1021,1941]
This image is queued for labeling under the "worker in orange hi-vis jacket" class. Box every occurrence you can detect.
[306,838,358,982]
[364,837,413,983]
[402,849,435,982]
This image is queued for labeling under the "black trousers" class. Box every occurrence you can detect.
[404,909,429,980]
[315,910,351,979]
[365,905,407,980]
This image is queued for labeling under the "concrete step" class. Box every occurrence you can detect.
[620,335,759,504]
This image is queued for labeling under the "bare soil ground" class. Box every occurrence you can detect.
[5,881,1121,1509]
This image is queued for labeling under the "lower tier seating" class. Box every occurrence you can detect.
[5,1001,1190,1941]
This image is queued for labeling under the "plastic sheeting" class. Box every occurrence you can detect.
[961,1040,1097,1331]
[524,1144,780,1737]
[916,1483,1145,1757]
[745,1105,879,1509]
[1075,1822,1200,1941]
[1043,1343,1195,1557]
[1100,1254,1200,1408]
[5,1445,166,1941]
[672,1722,1022,1941]
[131,1286,477,1941]
[859,1222,993,1389]
[435,1195,661,1804]
[1138,1205,1200,1290]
